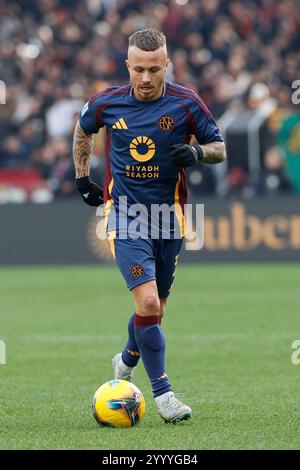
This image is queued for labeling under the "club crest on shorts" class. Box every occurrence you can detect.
[131,264,144,278]
[158,115,174,132]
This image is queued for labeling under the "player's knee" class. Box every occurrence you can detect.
[142,295,160,316]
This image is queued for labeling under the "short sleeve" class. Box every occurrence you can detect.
[188,93,224,145]
[79,93,107,134]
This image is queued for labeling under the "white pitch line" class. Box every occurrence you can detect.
[21,332,295,343]
[23,335,122,342]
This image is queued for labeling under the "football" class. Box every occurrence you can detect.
[92,380,146,428]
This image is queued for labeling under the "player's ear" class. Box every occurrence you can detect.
[125,59,130,71]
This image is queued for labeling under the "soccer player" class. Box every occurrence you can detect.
[73,29,226,423]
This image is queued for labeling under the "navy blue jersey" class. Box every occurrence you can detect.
[79,82,223,237]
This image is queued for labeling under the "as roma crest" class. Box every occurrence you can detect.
[131,265,145,278]
[158,115,174,132]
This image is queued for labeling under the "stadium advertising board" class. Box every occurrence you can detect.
[0,197,299,265]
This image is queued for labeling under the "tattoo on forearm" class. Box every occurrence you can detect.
[201,142,226,164]
[73,121,94,178]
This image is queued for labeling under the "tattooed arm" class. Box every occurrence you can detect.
[73,120,94,178]
[73,120,104,206]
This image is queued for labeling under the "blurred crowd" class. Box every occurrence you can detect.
[0,0,299,202]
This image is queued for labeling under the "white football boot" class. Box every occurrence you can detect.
[112,353,135,382]
[155,391,192,423]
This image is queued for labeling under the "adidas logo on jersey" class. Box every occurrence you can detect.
[83,193,89,198]
[112,118,128,129]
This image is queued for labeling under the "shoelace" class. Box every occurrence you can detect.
[123,372,132,379]
[162,394,181,408]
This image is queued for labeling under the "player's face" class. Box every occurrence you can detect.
[126,46,169,101]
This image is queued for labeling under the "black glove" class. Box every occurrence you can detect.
[170,144,204,167]
[75,176,104,206]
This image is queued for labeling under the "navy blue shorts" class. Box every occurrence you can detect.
[110,238,183,299]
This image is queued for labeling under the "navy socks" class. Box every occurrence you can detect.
[121,313,141,367]
[121,312,163,368]
[134,314,172,398]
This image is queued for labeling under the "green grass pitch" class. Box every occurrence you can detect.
[0,264,299,450]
